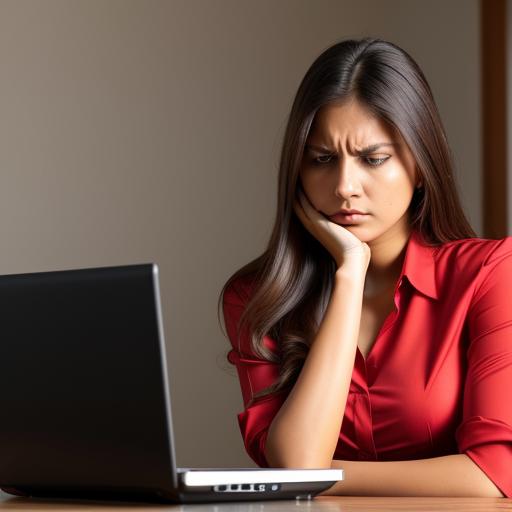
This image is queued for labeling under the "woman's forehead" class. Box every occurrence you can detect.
[309,101,399,145]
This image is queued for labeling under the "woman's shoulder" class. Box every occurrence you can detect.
[223,272,259,307]
[432,235,512,287]
[223,272,279,358]
[435,234,512,265]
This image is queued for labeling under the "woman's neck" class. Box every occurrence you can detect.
[364,224,412,297]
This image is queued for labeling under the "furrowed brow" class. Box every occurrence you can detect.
[305,142,398,155]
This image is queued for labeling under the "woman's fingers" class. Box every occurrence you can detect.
[292,187,370,268]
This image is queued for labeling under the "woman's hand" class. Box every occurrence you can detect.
[293,187,371,269]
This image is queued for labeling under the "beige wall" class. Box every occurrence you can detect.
[0,0,480,467]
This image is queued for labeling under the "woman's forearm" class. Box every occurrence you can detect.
[319,455,504,497]
[264,264,367,468]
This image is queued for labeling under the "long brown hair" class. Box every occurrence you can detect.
[218,37,476,406]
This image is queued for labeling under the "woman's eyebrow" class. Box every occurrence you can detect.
[305,142,398,155]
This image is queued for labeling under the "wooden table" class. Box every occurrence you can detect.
[1,492,511,511]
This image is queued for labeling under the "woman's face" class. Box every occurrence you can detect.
[298,98,421,243]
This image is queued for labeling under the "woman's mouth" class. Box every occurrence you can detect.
[328,213,369,224]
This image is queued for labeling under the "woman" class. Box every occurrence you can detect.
[219,37,511,497]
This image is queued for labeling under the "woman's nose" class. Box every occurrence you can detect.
[334,158,362,198]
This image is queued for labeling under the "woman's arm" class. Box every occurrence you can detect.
[264,262,367,468]
[319,455,504,497]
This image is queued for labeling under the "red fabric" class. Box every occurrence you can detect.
[223,229,512,497]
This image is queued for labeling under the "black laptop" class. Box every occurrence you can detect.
[0,263,343,503]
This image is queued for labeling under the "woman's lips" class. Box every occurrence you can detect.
[328,212,369,224]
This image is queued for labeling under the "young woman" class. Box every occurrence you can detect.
[219,37,511,498]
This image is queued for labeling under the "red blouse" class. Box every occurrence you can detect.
[223,229,512,497]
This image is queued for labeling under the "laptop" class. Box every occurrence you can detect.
[0,263,343,503]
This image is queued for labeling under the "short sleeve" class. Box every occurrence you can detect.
[223,279,287,467]
[455,236,512,497]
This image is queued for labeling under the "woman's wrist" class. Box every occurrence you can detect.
[335,255,370,281]
[334,268,368,291]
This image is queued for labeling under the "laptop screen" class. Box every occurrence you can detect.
[0,263,178,495]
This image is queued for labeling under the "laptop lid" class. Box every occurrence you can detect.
[0,263,180,500]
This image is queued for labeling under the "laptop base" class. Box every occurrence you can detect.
[2,481,334,504]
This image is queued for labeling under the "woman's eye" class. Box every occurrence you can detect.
[364,156,389,167]
[312,154,335,164]
[312,155,389,167]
